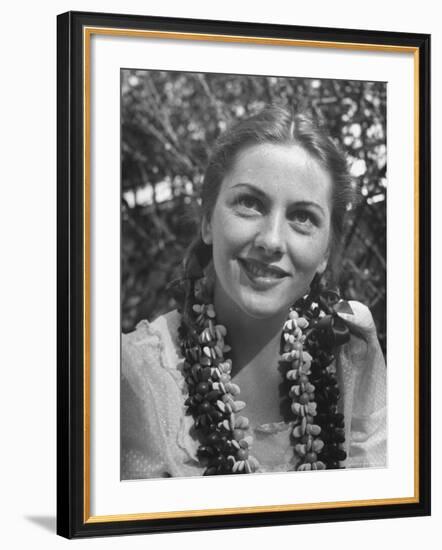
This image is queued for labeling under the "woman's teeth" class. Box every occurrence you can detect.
[241,260,285,279]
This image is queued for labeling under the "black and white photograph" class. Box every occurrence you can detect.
[120,69,387,480]
[2,0,438,544]
[55,9,431,539]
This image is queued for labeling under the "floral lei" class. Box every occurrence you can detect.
[171,266,352,476]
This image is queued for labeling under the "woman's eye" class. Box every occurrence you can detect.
[290,210,316,228]
[293,211,310,223]
[235,195,263,213]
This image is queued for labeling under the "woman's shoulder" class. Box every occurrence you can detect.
[150,309,182,348]
[335,299,384,367]
[123,309,181,350]
[121,310,200,477]
[336,300,377,343]
[122,309,183,381]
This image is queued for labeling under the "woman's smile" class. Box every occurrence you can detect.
[202,142,332,320]
[238,257,291,289]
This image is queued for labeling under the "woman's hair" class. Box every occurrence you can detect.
[176,105,355,307]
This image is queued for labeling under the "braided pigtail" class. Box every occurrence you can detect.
[167,234,213,329]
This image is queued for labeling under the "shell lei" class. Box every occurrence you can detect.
[282,310,326,471]
[181,303,259,475]
[179,285,347,475]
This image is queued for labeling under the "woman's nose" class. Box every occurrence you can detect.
[254,214,286,256]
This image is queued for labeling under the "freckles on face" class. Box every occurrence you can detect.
[203,143,333,320]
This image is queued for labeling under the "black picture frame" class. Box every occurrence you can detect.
[57,10,431,539]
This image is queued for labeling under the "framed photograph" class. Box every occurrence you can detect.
[57,11,431,538]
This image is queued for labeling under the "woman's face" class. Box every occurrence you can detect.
[202,143,332,321]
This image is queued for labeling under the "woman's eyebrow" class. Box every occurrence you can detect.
[231,183,326,217]
[293,200,327,217]
[231,183,267,199]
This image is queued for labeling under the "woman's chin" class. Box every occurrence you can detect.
[238,294,291,321]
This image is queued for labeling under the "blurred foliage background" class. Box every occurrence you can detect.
[121,70,387,355]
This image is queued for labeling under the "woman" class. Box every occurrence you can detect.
[121,105,386,479]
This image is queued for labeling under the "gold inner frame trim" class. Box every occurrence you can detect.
[85,26,418,53]
[85,496,418,524]
[413,49,420,502]
[83,26,91,522]
[82,26,421,524]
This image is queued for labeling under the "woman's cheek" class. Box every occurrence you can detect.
[288,233,328,272]
[215,211,258,252]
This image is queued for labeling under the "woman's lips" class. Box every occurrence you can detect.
[238,258,290,286]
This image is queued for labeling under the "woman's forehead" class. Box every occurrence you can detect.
[223,143,332,205]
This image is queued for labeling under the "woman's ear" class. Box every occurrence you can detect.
[317,248,330,275]
[201,214,213,245]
